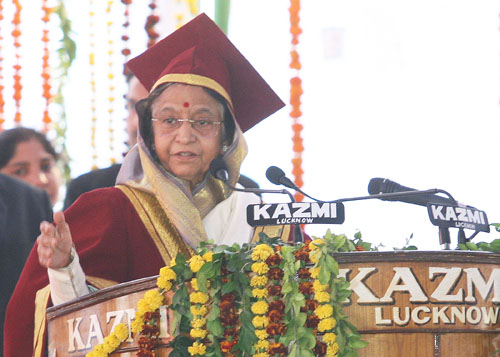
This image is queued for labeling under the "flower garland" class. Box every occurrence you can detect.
[289,0,304,202]
[187,253,212,356]
[88,0,98,169]
[105,0,116,165]
[120,0,132,64]
[0,0,4,131]
[11,0,22,124]
[250,244,273,357]
[87,232,366,356]
[145,0,159,48]
[86,323,129,357]
[41,0,53,132]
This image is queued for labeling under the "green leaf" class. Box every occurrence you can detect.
[207,319,224,337]
[326,254,339,275]
[349,339,369,349]
[221,280,236,294]
[466,242,479,251]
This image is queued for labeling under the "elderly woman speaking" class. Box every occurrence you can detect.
[4,14,286,356]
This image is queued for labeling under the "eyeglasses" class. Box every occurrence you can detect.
[152,117,223,137]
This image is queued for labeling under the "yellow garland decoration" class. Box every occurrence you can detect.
[105,0,116,165]
[88,0,98,169]
[188,254,209,356]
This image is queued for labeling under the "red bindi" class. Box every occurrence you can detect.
[183,102,190,108]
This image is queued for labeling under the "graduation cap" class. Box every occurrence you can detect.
[126,13,284,132]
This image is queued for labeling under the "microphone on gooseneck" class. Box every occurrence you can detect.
[266,166,325,203]
[367,178,457,207]
[210,158,303,243]
[209,157,296,203]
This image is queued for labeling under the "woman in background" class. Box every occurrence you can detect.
[0,127,61,206]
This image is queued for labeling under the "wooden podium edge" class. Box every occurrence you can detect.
[46,251,500,320]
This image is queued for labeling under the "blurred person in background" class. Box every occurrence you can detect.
[0,127,61,206]
[0,173,52,353]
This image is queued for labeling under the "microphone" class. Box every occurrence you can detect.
[368,178,456,207]
[210,158,304,242]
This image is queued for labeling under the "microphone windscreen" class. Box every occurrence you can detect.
[209,157,228,180]
[368,177,386,195]
[266,166,286,185]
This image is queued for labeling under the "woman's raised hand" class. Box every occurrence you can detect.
[37,211,74,269]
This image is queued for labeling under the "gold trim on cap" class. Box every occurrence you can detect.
[151,73,233,110]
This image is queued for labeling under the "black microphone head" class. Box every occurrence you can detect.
[209,157,229,182]
[368,177,386,195]
[266,166,286,185]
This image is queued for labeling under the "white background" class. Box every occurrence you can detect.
[2,0,499,250]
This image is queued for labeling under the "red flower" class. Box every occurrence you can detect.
[265,254,282,266]
[268,285,282,296]
[220,340,237,353]
[269,300,285,313]
[306,315,320,329]
[268,342,287,356]
[294,246,310,262]
[297,267,311,279]
[301,299,319,312]
[223,327,238,337]
[299,281,313,295]
[313,340,327,356]
[221,293,236,302]
[267,267,284,280]
[268,309,284,322]
[266,323,287,336]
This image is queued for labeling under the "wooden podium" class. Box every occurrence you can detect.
[47,251,500,356]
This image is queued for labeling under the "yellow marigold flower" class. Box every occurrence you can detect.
[189,255,205,273]
[191,278,199,291]
[190,305,208,316]
[252,288,268,298]
[170,256,177,267]
[318,317,337,332]
[190,291,209,304]
[315,291,330,303]
[251,262,270,275]
[137,299,150,315]
[326,342,340,356]
[144,289,164,310]
[314,304,334,319]
[202,251,213,262]
[252,315,269,328]
[309,238,325,250]
[323,332,337,344]
[188,341,207,355]
[254,328,269,340]
[313,279,328,293]
[131,316,143,333]
[113,323,129,341]
[160,266,177,281]
[157,276,173,291]
[254,339,270,350]
[191,317,207,328]
[250,275,268,287]
[251,244,273,261]
[251,300,269,315]
[310,267,321,279]
[190,328,208,339]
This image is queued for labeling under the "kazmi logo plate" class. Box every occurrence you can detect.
[246,202,345,226]
[427,204,490,232]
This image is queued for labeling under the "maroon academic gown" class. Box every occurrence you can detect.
[4,187,169,357]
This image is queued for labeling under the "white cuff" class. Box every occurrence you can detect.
[47,246,90,305]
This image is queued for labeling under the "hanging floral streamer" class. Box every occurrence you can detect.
[12,0,22,124]
[289,0,304,202]
[0,0,4,131]
[145,0,159,48]
[120,0,132,66]
[41,0,53,133]
[89,0,98,169]
[105,0,116,165]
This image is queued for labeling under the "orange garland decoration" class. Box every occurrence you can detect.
[120,0,132,66]
[41,0,53,133]
[11,0,22,124]
[289,0,304,202]
[0,0,4,130]
[145,0,159,48]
